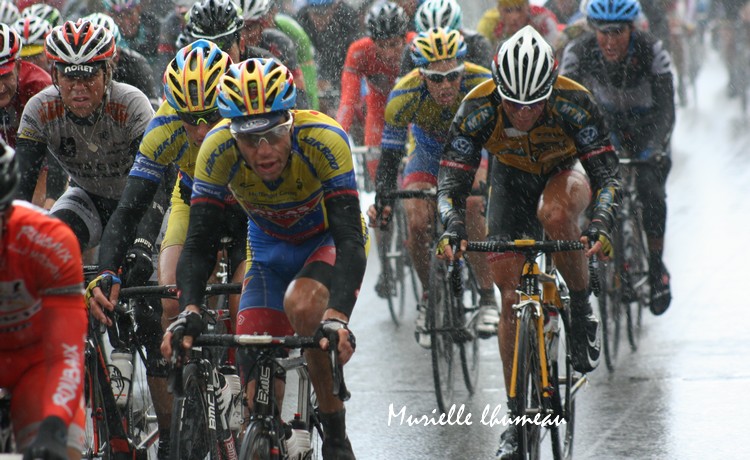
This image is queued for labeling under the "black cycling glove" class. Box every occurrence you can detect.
[583,219,614,258]
[23,416,68,460]
[314,318,356,352]
[123,241,154,287]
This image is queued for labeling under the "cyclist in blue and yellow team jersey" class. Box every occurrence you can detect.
[160,58,366,460]
[85,40,240,459]
[368,27,499,348]
[435,26,620,458]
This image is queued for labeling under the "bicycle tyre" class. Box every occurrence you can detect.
[238,421,276,460]
[82,348,113,460]
[514,305,543,459]
[549,308,575,460]
[622,206,649,352]
[598,258,621,372]
[459,261,480,394]
[428,251,458,414]
[127,353,159,460]
[170,363,220,460]
[380,203,407,325]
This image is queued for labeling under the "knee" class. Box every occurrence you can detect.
[537,203,575,232]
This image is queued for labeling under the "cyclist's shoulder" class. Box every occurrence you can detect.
[464,78,497,103]
[293,110,348,143]
[17,61,52,95]
[274,13,311,43]
[4,202,80,264]
[141,103,184,148]
[463,63,493,83]
[106,82,155,125]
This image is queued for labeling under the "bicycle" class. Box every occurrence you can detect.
[82,282,162,460]
[374,189,432,325]
[168,328,349,460]
[462,239,597,460]
[593,155,653,370]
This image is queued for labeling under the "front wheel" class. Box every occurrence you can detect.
[238,421,277,460]
[170,363,219,460]
[428,250,458,414]
[514,306,543,459]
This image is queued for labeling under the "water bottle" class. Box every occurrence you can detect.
[544,309,560,335]
[110,349,133,407]
[286,413,312,460]
[221,368,242,430]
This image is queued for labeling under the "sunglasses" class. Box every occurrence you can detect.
[232,116,294,147]
[420,64,465,84]
[504,99,547,111]
[177,109,223,126]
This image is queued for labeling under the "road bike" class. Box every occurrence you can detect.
[168,328,349,460]
[82,282,162,460]
[374,189,432,325]
[463,239,597,459]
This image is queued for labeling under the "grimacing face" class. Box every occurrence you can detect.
[421,59,463,107]
[0,63,20,109]
[595,24,633,63]
[55,67,108,118]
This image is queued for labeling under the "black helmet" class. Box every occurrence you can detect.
[365,1,408,41]
[185,0,243,44]
[0,137,19,212]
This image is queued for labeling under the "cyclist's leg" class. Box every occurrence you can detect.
[49,186,112,252]
[635,156,673,314]
[537,167,591,293]
[485,160,546,390]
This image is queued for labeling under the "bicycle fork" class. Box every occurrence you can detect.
[208,366,239,460]
[509,298,553,402]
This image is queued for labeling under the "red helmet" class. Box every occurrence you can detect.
[45,19,116,65]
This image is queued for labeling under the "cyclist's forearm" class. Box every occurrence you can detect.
[326,194,366,318]
[437,139,481,228]
[177,201,224,309]
[15,138,48,201]
[374,147,405,193]
[98,177,159,273]
[583,148,621,232]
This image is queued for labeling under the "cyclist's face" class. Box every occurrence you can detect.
[0,64,19,108]
[500,6,528,36]
[501,98,546,132]
[422,59,463,107]
[114,6,142,39]
[182,118,221,147]
[235,124,293,182]
[595,25,632,62]
[56,68,107,118]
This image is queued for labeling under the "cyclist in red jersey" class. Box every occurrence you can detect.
[0,23,65,210]
[337,1,413,177]
[0,140,87,460]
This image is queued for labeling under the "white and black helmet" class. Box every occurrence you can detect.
[415,0,463,33]
[0,0,20,25]
[45,20,116,65]
[365,1,408,41]
[491,25,557,104]
[236,0,271,21]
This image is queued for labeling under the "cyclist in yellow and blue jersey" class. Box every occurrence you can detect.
[161,58,365,460]
[85,40,239,458]
[368,27,499,348]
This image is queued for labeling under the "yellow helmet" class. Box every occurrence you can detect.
[410,27,467,67]
[164,39,231,112]
[218,58,296,118]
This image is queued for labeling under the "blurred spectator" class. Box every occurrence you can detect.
[477,0,560,50]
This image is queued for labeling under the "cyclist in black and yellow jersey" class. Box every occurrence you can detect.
[160,58,366,460]
[85,39,243,459]
[368,27,498,348]
[435,26,620,458]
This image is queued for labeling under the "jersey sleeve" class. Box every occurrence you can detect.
[131,103,186,183]
[191,122,238,206]
[337,39,367,133]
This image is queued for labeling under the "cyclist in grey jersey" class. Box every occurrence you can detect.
[15,20,167,270]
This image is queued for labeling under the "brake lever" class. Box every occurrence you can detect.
[327,334,351,402]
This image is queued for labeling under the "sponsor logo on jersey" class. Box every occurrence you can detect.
[300,136,340,170]
[552,99,590,127]
[461,104,494,134]
[576,125,599,146]
[53,343,82,417]
[450,137,473,155]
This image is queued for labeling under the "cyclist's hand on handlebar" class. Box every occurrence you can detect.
[161,308,205,363]
[122,242,154,287]
[436,221,467,261]
[85,271,121,326]
[23,416,68,460]
[366,203,392,229]
[582,219,613,260]
[315,314,356,365]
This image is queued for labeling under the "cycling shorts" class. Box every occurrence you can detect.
[485,159,589,260]
[239,231,336,314]
[403,134,489,188]
[49,186,118,250]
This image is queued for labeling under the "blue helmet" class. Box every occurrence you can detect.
[586,0,641,24]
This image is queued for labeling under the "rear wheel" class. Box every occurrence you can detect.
[170,363,219,460]
[428,251,458,414]
[598,258,622,372]
[622,207,649,351]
